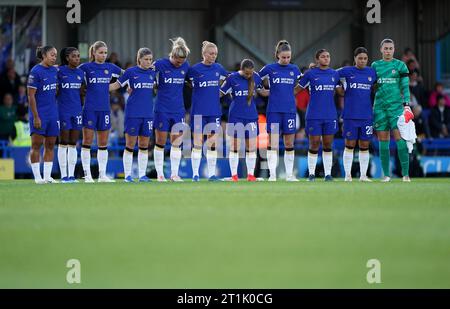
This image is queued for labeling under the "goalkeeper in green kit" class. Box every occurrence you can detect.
[372,39,414,182]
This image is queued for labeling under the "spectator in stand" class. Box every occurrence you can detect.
[124,61,133,70]
[107,52,122,69]
[1,58,15,75]
[341,60,352,67]
[412,104,430,141]
[409,69,428,106]
[110,98,125,141]
[429,82,450,108]
[11,104,31,147]
[0,67,21,101]
[402,47,420,70]
[0,93,17,141]
[406,59,423,83]
[15,84,28,106]
[429,95,450,138]
[409,92,430,138]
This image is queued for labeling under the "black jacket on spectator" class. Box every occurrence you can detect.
[410,82,428,107]
[0,71,21,101]
[429,106,450,138]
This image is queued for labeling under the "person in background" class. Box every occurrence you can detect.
[409,69,428,106]
[15,84,28,106]
[0,93,17,141]
[110,99,125,141]
[27,46,59,184]
[402,48,420,70]
[429,95,450,138]
[11,104,31,147]
[0,67,21,101]
[107,52,122,69]
[429,82,450,108]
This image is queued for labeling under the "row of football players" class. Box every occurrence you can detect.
[27,37,411,183]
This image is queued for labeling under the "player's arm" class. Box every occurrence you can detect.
[257,88,269,97]
[27,71,41,129]
[399,63,411,106]
[27,87,41,129]
[219,67,229,87]
[185,78,193,89]
[294,76,305,94]
[55,71,60,97]
[370,62,380,93]
[335,68,346,97]
[220,76,232,98]
[293,73,302,95]
[335,86,345,97]
[398,63,414,121]
[259,75,270,96]
[109,81,121,92]
[80,84,86,106]
[297,70,311,92]
[111,69,129,92]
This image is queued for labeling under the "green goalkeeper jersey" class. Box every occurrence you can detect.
[371,58,410,108]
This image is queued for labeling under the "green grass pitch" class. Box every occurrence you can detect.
[1,179,449,288]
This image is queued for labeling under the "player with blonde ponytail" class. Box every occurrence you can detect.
[186,41,228,181]
[153,37,190,182]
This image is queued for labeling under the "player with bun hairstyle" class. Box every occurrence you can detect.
[153,37,190,182]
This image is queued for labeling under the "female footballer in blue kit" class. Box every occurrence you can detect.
[337,47,377,182]
[57,47,85,183]
[187,41,228,182]
[298,49,341,181]
[79,41,123,183]
[220,59,268,182]
[153,37,190,182]
[259,40,301,182]
[109,48,156,183]
[27,46,59,184]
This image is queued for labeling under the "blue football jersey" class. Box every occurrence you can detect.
[79,62,122,112]
[187,62,228,116]
[338,66,377,120]
[57,65,84,116]
[220,72,263,120]
[154,58,190,114]
[259,63,301,113]
[27,64,58,118]
[118,66,156,119]
[299,68,340,120]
